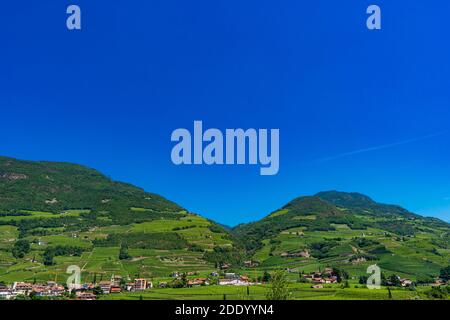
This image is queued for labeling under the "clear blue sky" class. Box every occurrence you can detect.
[1,1,449,225]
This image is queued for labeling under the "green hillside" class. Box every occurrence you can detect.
[1,155,449,290]
[233,191,450,281]
[315,191,420,219]
[0,156,237,283]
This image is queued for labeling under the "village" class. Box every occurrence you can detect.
[0,276,148,300]
[0,262,434,300]
[301,267,339,289]
[299,267,414,289]
[0,270,260,300]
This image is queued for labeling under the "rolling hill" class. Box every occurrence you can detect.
[233,191,450,281]
[0,156,238,283]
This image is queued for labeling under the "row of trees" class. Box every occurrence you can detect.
[43,246,85,266]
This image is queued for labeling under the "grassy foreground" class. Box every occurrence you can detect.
[98,283,436,300]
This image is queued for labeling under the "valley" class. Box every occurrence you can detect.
[0,156,449,300]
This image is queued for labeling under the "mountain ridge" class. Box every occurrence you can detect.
[0,155,449,283]
[0,155,240,283]
[233,191,450,280]
[315,190,421,219]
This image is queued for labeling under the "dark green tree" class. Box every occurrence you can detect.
[181,273,188,287]
[262,270,271,283]
[388,274,401,287]
[43,251,54,266]
[332,267,349,283]
[119,243,131,260]
[439,266,450,282]
[11,239,30,258]
[359,275,368,284]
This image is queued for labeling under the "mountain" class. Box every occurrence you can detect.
[315,191,420,219]
[233,191,450,280]
[0,156,239,283]
[1,155,449,284]
[0,156,181,218]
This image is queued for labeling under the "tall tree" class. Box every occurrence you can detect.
[439,266,450,282]
[119,243,131,260]
[11,239,30,258]
[266,270,290,300]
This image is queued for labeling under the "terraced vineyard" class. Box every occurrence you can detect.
[0,212,236,283]
[0,156,236,284]
[98,283,430,300]
[234,192,450,282]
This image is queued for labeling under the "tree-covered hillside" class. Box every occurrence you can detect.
[315,191,420,219]
[0,156,239,283]
[1,156,449,285]
[0,156,181,218]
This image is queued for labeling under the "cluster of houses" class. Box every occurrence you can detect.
[185,273,253,287]
[0,281,65,300]
[72,277,153,300]
[280,250,310,258]
[388,276,413,287]
[243,260,260,268]
[0,276,153,300]
[94,276,153,294]
[218,273,254,286]
[300,268,416,289]
[399,278,413,287]
[157,271,256,288]
[301,268,339,288]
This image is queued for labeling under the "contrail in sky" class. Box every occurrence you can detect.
[318,131,447,162]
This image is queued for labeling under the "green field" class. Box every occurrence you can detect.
[98,283,436,300]
[1,158,449,300]
[0,210,231,283]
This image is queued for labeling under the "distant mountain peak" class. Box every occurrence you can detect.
[315,190,376,206]
[282,196,341,214]
[315,190,418,218]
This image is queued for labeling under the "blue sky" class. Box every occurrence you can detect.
[1,1,450,225]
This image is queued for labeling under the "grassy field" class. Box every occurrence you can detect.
[98,283,435,300]
[0,210,83,222]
